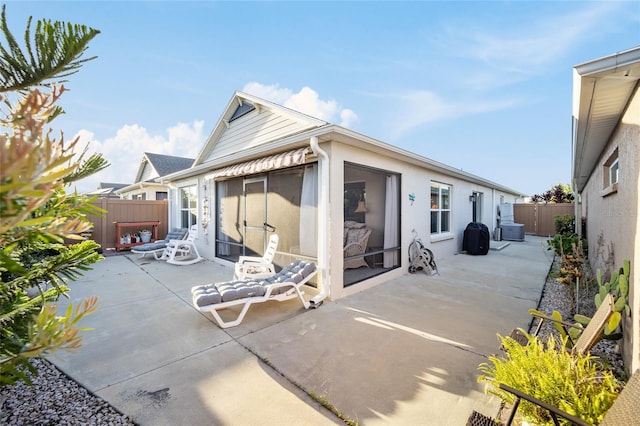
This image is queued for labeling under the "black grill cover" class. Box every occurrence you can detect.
[463,222,490,255]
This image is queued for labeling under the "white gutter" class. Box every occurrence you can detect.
[309,136,329,307]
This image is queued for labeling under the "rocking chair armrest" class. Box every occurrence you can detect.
[238,256,268,265]
[498,383,591,426]
[343,242,365,252]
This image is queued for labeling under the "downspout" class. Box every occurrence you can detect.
[309,136,329,308]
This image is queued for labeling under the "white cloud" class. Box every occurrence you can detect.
[71,121,205,194]
[242,82,358,128]
[388,90,521,139]
[437,2,622,80]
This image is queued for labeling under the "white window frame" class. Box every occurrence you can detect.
[179,184,198,229]
[430,182,452,236]
[609,158,619,185]
[602,148,619,196]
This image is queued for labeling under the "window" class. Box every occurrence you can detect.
[132,193,146,200]
[603,149,619,194]
[603,148,618,188]
[156,191,168,201]
[431,183,451,235]
[180,185,197,228]
[609,158,619,185]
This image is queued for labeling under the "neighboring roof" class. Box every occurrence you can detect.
[86,182,130,197]
[98,182,129,190]
[135,152,194,183]
[572,45,640,192]
[116,153,195,195]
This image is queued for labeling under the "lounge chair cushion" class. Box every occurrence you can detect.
[192,260,317,307]
[132,241,167,252]
[132,229,188,252]
[192,285,222,306]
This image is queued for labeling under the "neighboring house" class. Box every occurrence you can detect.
[86,182,130,198]
[162,91,524,303]
[572,46,640,374]
[117,152,194,201]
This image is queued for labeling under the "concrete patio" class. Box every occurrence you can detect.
[49,236,552,425]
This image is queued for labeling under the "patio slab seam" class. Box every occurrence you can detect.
[90,339,239,394]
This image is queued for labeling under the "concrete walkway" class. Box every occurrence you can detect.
[49,236,552,425]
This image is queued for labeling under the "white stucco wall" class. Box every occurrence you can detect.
[327,140,521,300]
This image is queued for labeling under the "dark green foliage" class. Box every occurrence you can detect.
[1,6,104,387]
[547,214,587,259]
[0,4,100,93]
[531,183,575,204]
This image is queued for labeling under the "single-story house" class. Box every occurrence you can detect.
[161,91,525,303]
[117,152,194,200]
[572,45,640,373]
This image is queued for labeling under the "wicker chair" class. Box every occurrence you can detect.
[343,223,371,269]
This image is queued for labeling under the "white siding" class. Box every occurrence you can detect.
[203,109,318,163]
[139,162,157,182]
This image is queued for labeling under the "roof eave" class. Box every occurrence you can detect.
[164,124,524,196]
[572,46,640,193]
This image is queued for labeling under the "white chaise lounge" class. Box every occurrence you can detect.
[192,259,317,328]
[131,228,188,259]
[233,234,279,280]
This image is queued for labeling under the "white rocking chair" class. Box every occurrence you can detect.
[162,225,204,266]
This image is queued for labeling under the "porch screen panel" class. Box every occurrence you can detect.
[216,179,243,260]
[267,167,305,263]
[243,179,266,258]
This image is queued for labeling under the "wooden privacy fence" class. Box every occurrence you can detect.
[514,203,575,237]
[86,199,168,250]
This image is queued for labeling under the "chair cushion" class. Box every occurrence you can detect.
[165,228,188,241]
[192,283,222,306]
[344,221,365,229]
[346,228,368,246]
[216,280,266,302]
[192,260,316,306]
[131,241,167,252]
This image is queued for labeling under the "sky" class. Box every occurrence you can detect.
[5,1,640,196]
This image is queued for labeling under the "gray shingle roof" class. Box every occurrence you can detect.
[144,153,194,178]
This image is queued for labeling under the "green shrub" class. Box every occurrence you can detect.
[478,332,621,425]
[554,214,575,235]
[547,215,587,259]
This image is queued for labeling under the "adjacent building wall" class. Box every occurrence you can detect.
[580,87,640,372]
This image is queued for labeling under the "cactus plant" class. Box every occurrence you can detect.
[530,259,631,349]
[579,259,630,342]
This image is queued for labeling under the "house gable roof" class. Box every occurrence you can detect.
[193,91,327,166]
[572,46,640,192]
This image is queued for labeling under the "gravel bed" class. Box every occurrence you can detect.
[0,358,136,425]
[530,256,625,377]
